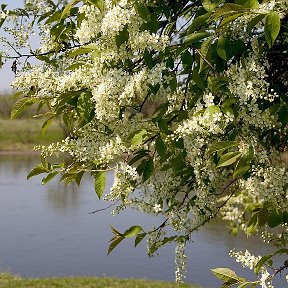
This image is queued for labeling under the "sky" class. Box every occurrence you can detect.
[0,1,26,91]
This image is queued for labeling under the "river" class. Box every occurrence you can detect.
[0,153,285,287]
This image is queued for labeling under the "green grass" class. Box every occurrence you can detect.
[0,118,65,151]
[0,274,201,288]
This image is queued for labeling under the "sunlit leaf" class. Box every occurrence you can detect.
[123,226,143,238]
[107,236,124,255]
[208,141,238,155]
[217,152,241,167]
[42,171,58,184]
[211,268,245,283]
[265,12,280,48]
[94,171,106,199]
[27,164,49,180]
[11,97,38,119]
[61,0,81,19]
[135,233,146,247]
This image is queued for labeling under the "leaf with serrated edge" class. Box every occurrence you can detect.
[211,268,245,283]
[61,0,80,19]
[247,14,265,34]
[42,171,58,185]
[11,97,37,119]
[107,236,124,255]
[264,12,280,48]
[208,141,238,155]
[42,116,55,135]
[131,130,146,147]
[135,233,146,247]
[156,136,166,159]
[123,226,143,238]
[94,171,106,199]
[27,165,48,179]
[218,152,241,167]
[110,225,122,236]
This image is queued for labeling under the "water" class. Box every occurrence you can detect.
[0,153,285,287]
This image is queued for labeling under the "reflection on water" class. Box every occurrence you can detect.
[0,154,285,288]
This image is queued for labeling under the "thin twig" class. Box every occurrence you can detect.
[88,200,119,214]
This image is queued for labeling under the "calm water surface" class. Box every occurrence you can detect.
[0,154,285,287]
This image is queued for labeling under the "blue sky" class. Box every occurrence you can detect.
[0,1,25,91]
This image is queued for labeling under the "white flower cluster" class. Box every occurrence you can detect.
[101,1,134,37]
[75,5,103,44]
[175,242,187,283]
[227,50,277,130]
[230,249,273,288]
[105,162,139,202]
[24,0,57,14]
[241,165,288,209]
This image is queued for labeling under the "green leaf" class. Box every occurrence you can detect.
[203,105,221,119]
[199,37,213,71]
[158,119,169,134]
[155,136,167,159]
[131,130,146,147]
[116,25,129,48]
[212,3,246,19]
[123,225,143,238]
[61,0,81,19]
[45,11,62,25]
[143,50,154,69]
[135,233,146,247]
[94,171,106,199]
[279,106,288,127]
[77,91,93,122]
[254,254,273,274]
[128,151,149,165]
[182,50,193,69]
[108,236,124,255]
[11,97,38,119]
[222,97,237,107]
[186,13,211,34]
[203,0,224,12]
[217,13,244,30]
[233,166,250,178]
[211,268,245,283]
[68,45,98,58]
[134,1,150,21]
[257,207,269,228]
[142,158,154,182]
[27,164,49,180]
[217,152,242,167]
[184,32,211,46]
[208,141,238,155]
[87,0,104,12]
[247,14,265,33]
[192,68,205,90]
[268,209,282,228]
[264,12,280,48]
[235,0,259,8]
[42,171,58,185]
[66,62,85,70]
[233,156,250,177]
[42,116,55,135]
[110,225,122,236]
[217,36,229,61]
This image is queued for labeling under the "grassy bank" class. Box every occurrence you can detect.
[0,118,65,151]
[0,274,201,288]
